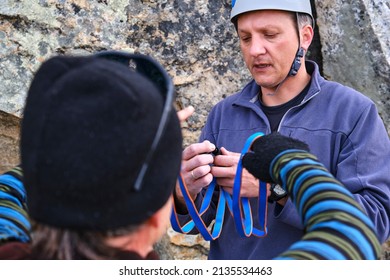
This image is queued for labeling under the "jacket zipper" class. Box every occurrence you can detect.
[276,89,320,132]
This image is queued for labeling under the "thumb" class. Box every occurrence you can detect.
[219,147,239,156]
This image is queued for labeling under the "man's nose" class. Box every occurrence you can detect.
[249,37,267,57]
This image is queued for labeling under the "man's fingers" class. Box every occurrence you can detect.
[177,106,195,123]
[182,141,216,161]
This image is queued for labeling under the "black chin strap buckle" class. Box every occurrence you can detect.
[288,47,305,77]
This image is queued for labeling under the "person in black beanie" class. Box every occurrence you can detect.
[0,51,194,260]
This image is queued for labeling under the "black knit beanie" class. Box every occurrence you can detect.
[20,54,182,231]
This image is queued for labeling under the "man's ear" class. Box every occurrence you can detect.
[300,24,314,52]
[146,212,160,228]
[145,197,173,229]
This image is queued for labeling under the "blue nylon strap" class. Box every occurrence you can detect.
[252,180,268,237]
[170,175,223,240]
[232,132,268,237]
[171,131,268,240]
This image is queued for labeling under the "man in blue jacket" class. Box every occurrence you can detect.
[173,0,390,259]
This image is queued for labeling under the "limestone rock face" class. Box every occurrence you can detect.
[316,0,390,132]
[0,0,248,147]
[0,111,20,173]
[0,0,389,259]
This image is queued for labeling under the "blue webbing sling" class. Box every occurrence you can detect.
[171,132,268,241]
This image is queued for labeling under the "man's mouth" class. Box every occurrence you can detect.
[253,63,271,70]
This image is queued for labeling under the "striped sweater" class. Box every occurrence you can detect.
[272,150,381,260]
[0,166,31,245]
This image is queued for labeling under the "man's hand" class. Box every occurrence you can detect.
[174,106,217,207]
[211,148,262,198]
[177,106,194,123]
[179,141,216,199]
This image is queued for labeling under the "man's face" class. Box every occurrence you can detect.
[237,10,299,90]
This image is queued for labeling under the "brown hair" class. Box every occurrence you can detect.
[30,222,139,259]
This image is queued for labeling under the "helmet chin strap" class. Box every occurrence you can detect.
[263,13,304,97]
[288,47,305,76]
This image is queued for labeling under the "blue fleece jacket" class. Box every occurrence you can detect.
[177,61,390,259]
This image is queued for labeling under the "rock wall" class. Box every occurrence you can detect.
[0,0,389,259]
[316,0,390,132]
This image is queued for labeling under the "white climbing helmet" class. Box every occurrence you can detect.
[230,0,314,25]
